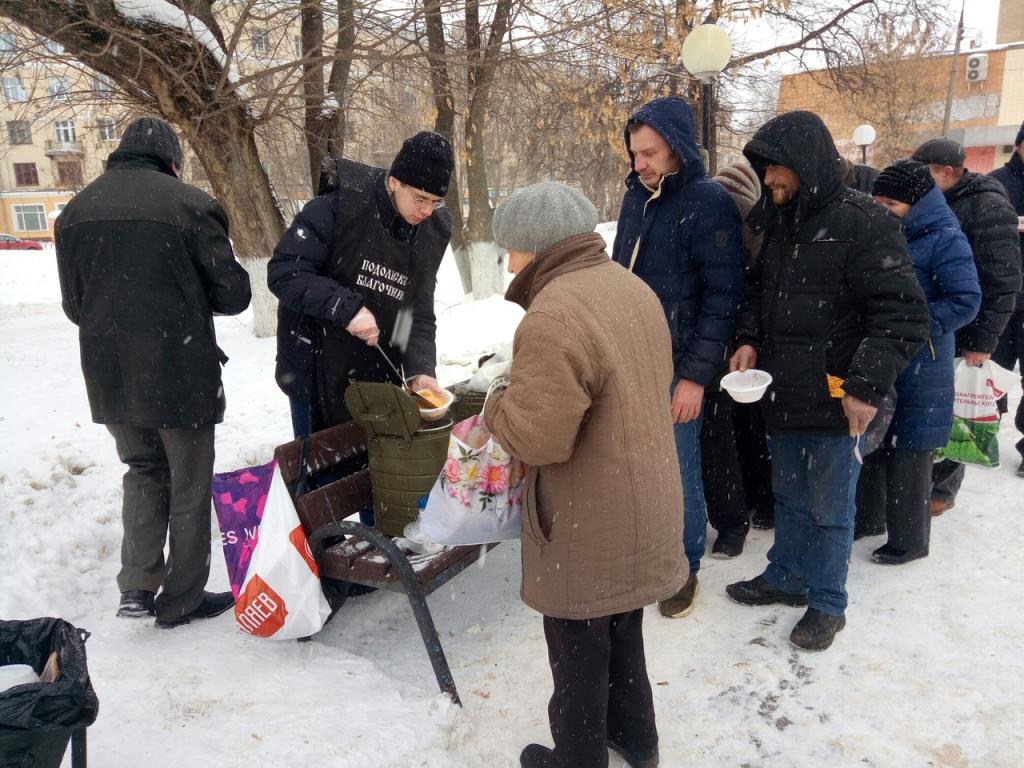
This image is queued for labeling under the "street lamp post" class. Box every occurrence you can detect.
[681,24,732,174]
[852,124,877,165]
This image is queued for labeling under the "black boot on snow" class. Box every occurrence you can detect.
[789,608,846,652]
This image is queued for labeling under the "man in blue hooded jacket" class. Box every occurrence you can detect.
[611,97,745,619]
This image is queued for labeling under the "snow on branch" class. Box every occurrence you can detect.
[112,0,240,84]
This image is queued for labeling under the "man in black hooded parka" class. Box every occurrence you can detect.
[725,111,930,651]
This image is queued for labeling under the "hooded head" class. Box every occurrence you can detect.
[624,97,705,188]
[116,116,183,173]
[742,111,844,221]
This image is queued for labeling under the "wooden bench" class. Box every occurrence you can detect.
[274,422,497,706]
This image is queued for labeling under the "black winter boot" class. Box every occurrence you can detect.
[156,590,235,629]
[520,744,562,767]
[117,590,155,618]
[726,575,807,607]
[789,608,846,651]
[871,543,928,565]
[608,739,659,767]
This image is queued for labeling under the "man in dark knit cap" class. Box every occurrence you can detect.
[269,131,454,436]
[56,116,252,628]
[989,122,1024,477]
[912,136,1022,508]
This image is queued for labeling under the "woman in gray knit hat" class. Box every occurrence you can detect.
[483,182,685,768]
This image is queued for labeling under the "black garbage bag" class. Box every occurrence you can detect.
[0,618,99,768]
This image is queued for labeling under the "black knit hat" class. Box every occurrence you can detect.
[1015,120,1024,147]
[872,158,935,206]
[388,131,454,197]
[911,137,965,168]
[117,116,183,169]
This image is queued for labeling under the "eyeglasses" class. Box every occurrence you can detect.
[401,183,446,211]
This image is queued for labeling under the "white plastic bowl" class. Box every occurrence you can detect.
[721,369,773,403]
[411,387,454,421]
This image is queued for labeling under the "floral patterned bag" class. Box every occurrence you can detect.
[417,413,524,545]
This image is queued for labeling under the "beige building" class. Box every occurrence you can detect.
[776,0,1024,172]
[0,37,123,242]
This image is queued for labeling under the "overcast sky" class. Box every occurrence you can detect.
[954,0,1002,46]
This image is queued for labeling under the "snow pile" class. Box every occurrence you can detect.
[1,242,1022,767]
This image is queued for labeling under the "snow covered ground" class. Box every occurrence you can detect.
[2,243,1022,768]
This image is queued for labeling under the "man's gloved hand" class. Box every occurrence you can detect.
[346,307,379,346]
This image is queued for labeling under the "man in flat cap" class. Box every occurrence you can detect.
[56,116,252,628]
[912,137,1022,509]
[269,131,454,436]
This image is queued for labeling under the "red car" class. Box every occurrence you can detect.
[0,233,44,250]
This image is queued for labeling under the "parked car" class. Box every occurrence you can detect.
[0,234,44,250]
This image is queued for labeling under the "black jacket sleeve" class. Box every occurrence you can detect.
[733,243,764,350]
[958,190,1022,352]
[193,199,252,316]
[54,224,80,326]
[841,213,931,407]
[267,195,364,329]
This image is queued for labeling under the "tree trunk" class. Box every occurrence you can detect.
[300,0,328,192]
[328,0,356,157]
[425,0,471,295]
[180,107,285,338]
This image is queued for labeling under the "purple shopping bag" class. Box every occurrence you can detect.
[212,461,276,599]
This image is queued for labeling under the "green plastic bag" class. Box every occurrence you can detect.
[935,417,1001,468]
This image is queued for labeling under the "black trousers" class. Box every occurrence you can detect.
[701,391,774,535]
[543,609,656,768]
[107,424,215,620]
[993,308,1024,459]
[856,445,932,552]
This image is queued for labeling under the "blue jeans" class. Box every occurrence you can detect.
[762,432,862,616]
[673,404,706,575]
[289,396,311,439]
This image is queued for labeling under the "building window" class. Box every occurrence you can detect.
[2,76,26,103]
[13,162,39,186]
[48,76,70,101]
[7,120,31,145]
[44,39,65,55]
[54,119,76,144]
[93,74,114,99]
[96,117,118,141]
[294,35,303,58]
[0,33,15,52]
[13,204,47,232]
[251,30,269,54]
[57,161,83,188]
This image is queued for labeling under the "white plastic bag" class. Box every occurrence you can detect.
[418,414,524,545]
[934,359,1017,468]
[233,462,331,639]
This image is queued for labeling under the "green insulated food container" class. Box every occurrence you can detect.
[344,381,453,536]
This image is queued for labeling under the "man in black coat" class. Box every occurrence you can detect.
[725,111,929,651]
[56,117,252,628]
[989,122,1024,476]
[912,138,1023,505]
[268,131,453,437]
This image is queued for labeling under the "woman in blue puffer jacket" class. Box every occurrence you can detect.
[855,159,981,565]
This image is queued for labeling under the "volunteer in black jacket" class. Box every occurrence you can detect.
[725,111,929,651]
[268,131,454,436]
[911,138,1023,508]
[56,117,252,628]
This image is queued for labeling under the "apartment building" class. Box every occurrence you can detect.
[775,0,1024,171]
[0,33,126,242]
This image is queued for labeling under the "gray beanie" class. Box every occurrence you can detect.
[117,116,183,169]
[493,181,598,254]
